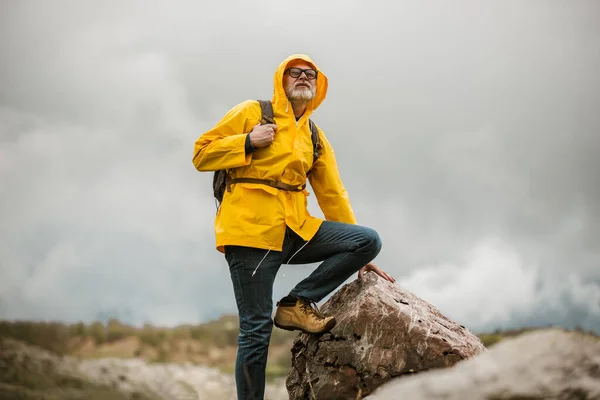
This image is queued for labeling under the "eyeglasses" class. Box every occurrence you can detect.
[285,67,318,80]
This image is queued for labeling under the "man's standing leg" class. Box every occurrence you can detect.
[225,245,286,400]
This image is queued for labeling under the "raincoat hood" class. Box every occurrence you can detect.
[272,54,328,117]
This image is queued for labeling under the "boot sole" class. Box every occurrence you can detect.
[274,318,336,335]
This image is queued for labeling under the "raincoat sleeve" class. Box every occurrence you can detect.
[192,100,262,171]
[308,127,358,224]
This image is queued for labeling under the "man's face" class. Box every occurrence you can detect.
[283,61,317,103]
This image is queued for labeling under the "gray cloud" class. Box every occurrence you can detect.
[1,0,599,333]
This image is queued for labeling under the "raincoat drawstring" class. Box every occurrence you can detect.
[252,247,271,276]
[286,239,310,264]
[252,237,312,276]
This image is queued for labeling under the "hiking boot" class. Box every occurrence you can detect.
[274,296,336,334]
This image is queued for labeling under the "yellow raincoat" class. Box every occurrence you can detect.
[193,54,356,253]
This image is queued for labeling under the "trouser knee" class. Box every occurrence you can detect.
[360,226,382,258]
[239,319,272,351]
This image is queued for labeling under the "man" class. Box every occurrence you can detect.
[192,54,394,400]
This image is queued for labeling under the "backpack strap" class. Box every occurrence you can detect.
[212,100,276,212]
[257,100,274,124]
[307,119,321,175]
[256,100,321,174]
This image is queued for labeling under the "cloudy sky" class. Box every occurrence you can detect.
[1,0,599,334]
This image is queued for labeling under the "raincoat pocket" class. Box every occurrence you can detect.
[226,182,281,227]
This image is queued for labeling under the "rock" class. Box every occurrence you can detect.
[286,272,485,399]
[369,328,600,399]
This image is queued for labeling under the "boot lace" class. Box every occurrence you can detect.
[300,300,326,321]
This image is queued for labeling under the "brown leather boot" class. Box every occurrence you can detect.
[274,296,336,334]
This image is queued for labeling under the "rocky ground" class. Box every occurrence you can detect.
[286,273,600,399]
[3,328,598,400]
[370,328,600,399]
[0,337,287,400]
[2,274,597,399]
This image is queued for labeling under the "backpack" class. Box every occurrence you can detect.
[212,100,321,210]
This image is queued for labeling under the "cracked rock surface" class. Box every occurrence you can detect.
[286,272,485,399]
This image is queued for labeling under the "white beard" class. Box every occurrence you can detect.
[285,85,316,103]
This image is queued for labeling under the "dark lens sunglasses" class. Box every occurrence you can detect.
[285,67,318,80]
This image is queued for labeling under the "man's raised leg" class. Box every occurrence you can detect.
[274,221,382,333]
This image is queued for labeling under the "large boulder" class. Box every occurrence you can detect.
[369,328,600,399]
[286,272,485,399]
